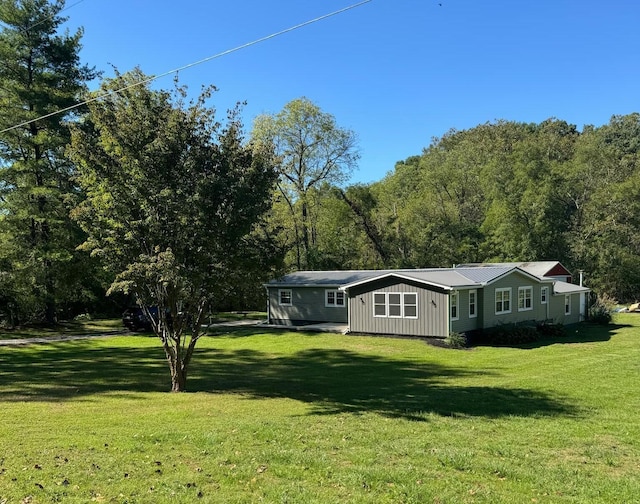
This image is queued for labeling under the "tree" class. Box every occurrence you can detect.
[252,97,359,270]
[0,0,99,323]
[68,69,277,391]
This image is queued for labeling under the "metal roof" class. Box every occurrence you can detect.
[552,281,590,294]
[457,261,570,279]
[268,266,530,290]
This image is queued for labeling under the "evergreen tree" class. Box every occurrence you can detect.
[0,0,98,323]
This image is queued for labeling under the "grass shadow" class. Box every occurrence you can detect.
[0,337,578,421]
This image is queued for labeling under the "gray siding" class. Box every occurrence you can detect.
[548,292,582,325]
[451,288,483,334]
[268,287,348,324]
[348,280,449,338]
[481,272,551,329]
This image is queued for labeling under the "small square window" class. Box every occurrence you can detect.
[279,289,292,306]
[325,289,345,308]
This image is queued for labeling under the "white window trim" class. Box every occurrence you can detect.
[404,292,418,319]
[279,289,292,306]
[388,293,403,318]
[518,286,533,312]
[373,291,419,319]
[565,294,571,315]
[495,287,512,315]
[541,286,548,304]
[325,289,345,308]
[373,292,387,317]
[451,292,459,321]
[469,289,477,319]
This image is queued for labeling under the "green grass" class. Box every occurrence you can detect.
[1,315,639,503]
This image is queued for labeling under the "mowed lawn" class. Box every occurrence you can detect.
[1,316,639,503]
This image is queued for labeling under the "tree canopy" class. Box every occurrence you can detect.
[252,97,359,270]
[0,0,99,323]
[68,69,278,391]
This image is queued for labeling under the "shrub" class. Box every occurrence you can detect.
[484,324,539,345]
[536,321,566,337]
[445,331,468,349]
[589,298,612,325]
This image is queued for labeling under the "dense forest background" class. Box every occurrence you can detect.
[2,1,639,326]
[267,115,640,304]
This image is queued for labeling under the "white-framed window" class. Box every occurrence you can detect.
[565,294,571,315]
[541,287,548,304]
[450,292,459,320]
[373,291,418,319]
[325,289,345,308]
[388,293,402,317]
[495,288,511,315]
[374,292,387,317]
[518,286,533,312]
[469,290,477,318]
[404,293,418,318]
[279,289,292,306]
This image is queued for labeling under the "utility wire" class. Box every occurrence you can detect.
[0,0,372,135]
[0,0,87,33]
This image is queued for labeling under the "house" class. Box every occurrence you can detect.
[265,263,590,338]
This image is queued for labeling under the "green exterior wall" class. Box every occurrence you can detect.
[267,286,348,324]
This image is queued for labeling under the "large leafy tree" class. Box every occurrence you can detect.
[0,0,99,323]
[252,97,359,270]
[68,69,277,391]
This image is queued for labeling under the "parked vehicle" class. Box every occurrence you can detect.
[122,306,159,331]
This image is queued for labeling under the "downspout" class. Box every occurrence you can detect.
[264,285,271,324]
[447,290,451,337]
[343,287,351,334]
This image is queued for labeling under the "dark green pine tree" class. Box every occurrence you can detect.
[0,0,99,323]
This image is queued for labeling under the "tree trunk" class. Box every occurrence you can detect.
[171,365,187,392]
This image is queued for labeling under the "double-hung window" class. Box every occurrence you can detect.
[373,292,418,319]
[469,290,477,318]
[495,288,511,315]
[450,292,459,320]
[388,293,402,317]
[565,294,571,315]
[541,286,548,304]
[374,293,387,317]
[404,293,418,318]
[279,289,292,306]
[325,289,345,308]
[518,286,533,311]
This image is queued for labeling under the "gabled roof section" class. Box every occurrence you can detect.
[265,269,441,288]
[457,261,571,280]
[340,270,480,292]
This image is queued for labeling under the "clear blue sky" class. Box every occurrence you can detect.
[64,0,640,184]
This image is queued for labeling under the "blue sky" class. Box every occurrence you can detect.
[64,0,640,184]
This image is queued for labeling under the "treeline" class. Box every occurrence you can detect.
[2,1,639,327]
[274,115,640,302]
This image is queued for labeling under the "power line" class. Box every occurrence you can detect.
[0,0,372,135]
[0,0,88,33]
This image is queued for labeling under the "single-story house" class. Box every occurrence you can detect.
[265,262,590,338]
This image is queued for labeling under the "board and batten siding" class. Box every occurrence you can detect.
[268,287,348,324]
[481,271,550,329]
[347,280,449,338]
